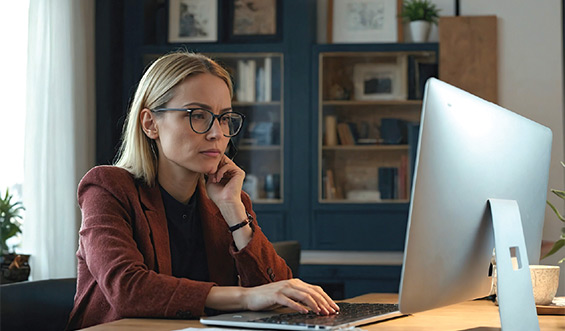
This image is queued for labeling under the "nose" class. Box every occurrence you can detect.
[206,117,224,139]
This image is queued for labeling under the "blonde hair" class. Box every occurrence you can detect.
[114,51,233,186]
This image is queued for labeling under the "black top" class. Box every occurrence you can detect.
[159,185,209,281]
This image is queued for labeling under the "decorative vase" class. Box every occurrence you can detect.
[409,20,432,43]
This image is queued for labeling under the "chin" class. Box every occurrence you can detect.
[202,163,219,175]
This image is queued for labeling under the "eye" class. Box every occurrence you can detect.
[220,115,231,124]
[190,109,208,121]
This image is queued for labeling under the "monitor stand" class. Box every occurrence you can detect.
[489,199,540,331]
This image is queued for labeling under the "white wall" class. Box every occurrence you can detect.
[450,0,565,296]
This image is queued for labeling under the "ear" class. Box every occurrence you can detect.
[140,108,159,139]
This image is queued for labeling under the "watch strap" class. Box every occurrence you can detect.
[228,212,253,233]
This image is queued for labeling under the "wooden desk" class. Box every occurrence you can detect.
[81,293,564,330]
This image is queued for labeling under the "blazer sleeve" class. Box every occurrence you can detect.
[229,193,293,286]
[77,167,215,319]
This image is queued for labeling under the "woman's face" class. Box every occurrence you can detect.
[152,73,232,177]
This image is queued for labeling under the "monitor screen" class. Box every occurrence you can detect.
[398,78,552,314]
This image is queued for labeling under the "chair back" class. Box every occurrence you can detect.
[0,278,76,331]
[272,240,301,278]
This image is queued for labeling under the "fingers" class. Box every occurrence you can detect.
[209,156,243,184]
[274,294,309,314]
[290,281,339,315]
[313,284,341,313]
[274,279,339,315]
[283,287,327,314]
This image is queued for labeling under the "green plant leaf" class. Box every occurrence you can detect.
[551,189,565,200]
[542,238,565,260]
[547,200,565,222]
[0,187,24,253]
[401,0,440,23]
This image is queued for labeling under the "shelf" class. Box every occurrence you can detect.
[313,43,439,53]
[238,145,281,151]
[322,100,422,106]
[253,198,283,204]
[318,49,434,205]
[322,145,409,151]
[141,44,285,55]
[321,199,410,204]
[301,250,403,266]
[233,101,282,106]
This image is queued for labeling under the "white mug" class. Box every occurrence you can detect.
[529,265,560,305]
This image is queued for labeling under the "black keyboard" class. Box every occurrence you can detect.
[250,302,399,327]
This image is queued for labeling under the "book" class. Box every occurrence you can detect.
[407,122,420,188]
[256,67,265,102]
[324,115,338,146]
[264,57,272,102]
[346,122,359,143]
[237,60,246,101]
[246,60,256,102]
[378,167,398,200]
[399,155,408,200]
[337,123,355,145]
[325,169,337,200]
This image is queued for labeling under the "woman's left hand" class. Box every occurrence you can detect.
[206,156,252,249]
[206,155,246,208]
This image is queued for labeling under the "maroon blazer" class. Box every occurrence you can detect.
[67,166,292,329]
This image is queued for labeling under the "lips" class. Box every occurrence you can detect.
[201,149,221,157]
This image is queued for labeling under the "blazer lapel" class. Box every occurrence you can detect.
[138,182,172,275]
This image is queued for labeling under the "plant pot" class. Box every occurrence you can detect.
[0,253,31,284]
[409,20,431,43]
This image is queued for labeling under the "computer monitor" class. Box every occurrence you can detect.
[398,79,552,328]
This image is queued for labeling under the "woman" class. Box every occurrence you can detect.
[66,52,338,329]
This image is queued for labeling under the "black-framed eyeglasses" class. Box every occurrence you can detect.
[151,108,245,137]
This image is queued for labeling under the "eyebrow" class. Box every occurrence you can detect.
[181,102,232,113]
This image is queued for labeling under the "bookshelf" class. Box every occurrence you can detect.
[317,50,437,204]
[213,53,284,204]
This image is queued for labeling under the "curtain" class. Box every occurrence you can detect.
[23,0,95,280]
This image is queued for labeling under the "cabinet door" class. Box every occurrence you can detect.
[213,53,284,204]
[318,51,436,204]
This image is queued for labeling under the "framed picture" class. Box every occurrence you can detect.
[168,0,218,43]
[226,0,282,42]
[330,0,401,43]
[353,57,407,100]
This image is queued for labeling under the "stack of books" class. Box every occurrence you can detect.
[378,155,409,200]
[236,58,272,102]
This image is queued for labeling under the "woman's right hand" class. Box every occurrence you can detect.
[242,279,340,315]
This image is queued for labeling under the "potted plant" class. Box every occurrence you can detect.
[0,188,30,283]
[400,0,441,42]
[542,161,565,264]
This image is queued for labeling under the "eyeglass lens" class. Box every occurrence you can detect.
[190,109,243,136]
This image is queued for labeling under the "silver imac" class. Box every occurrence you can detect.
[398,78,552,330]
